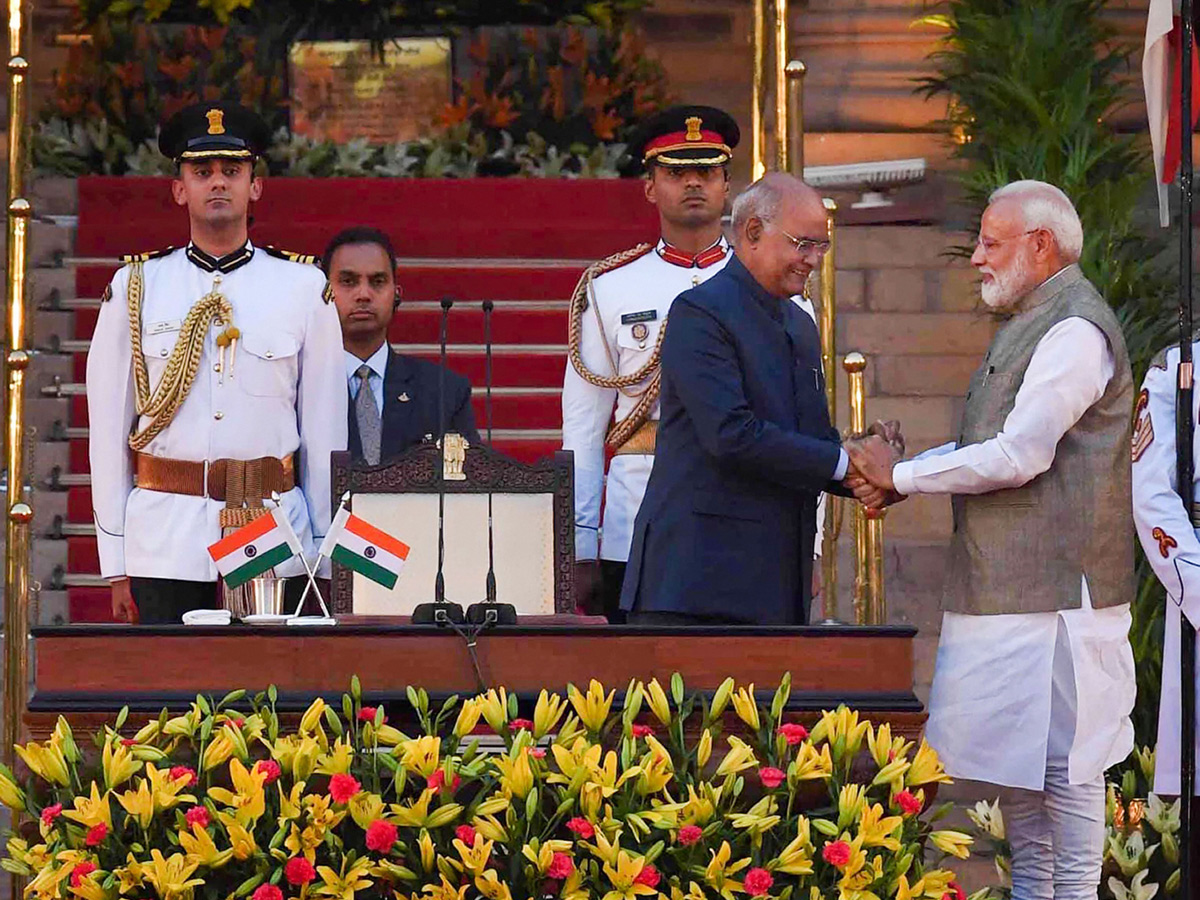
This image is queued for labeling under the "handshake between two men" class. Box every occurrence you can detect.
[842,420,906,511]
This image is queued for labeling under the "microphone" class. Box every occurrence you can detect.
[467,299,516,626]
[412,296,465,625]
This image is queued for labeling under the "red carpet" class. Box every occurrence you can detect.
[67,176,659,618]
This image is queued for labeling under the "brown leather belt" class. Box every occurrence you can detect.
[613,421,657,456]
[135,453,296,501]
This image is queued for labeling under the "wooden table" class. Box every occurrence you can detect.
[26,621,922,738]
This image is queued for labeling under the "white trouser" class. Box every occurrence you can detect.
[1000,619,1105,900]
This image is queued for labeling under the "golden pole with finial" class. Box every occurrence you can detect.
[751,0,766,180]
[843,353,869,624]
[773,0,790,172]
[818,199,842,623]
[785,59,805,175]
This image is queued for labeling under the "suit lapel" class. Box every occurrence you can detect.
[381,350,416,456]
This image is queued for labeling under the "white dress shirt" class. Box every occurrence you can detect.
[897,310,1135,789]
[346,343,389,416]
[87,245,348,581]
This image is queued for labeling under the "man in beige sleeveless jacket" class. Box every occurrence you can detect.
[847,181,1136,900]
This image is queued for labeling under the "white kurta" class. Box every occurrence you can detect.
[562,239,729,563]
[893,314,1135,790]
[1130,345,1200,796]
[86,244,348,581]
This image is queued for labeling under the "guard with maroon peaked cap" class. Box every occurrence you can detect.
[563,104,739,622]
[87,99,347,626]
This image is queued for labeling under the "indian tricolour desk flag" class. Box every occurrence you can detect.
[1145,0,1200,225]
[208,509,303,589]
[318,507,410,590]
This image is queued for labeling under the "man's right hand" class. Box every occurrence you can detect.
[110,578,139,624]
[573,560,603,616]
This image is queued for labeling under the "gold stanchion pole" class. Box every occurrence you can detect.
[818,199,842,623]
[785,59,805,175]
[865,506,886,625]
[843,352,868,624]
[751,0,766,180]
[3,0,32,828]
[773,0,789,172]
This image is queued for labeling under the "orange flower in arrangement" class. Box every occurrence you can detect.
[589,108,622,141]
[436,94,476,129]
[114,62,144,90]
[199,27,229,55]
[541,65,567,122]
[582,71,616,112]
[467,35,490,65]
[481,95,520,129]
[560,27,588,67]
[158,56,197,84]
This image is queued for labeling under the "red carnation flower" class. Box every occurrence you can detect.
[366,819,398,853]
[943,883,966,900]
[894,789,922,816]
[328,773,361,804]
[40,804,63,827]
[121,738,137,747]
[170,766,198,786]
[633,865,660,889]
[230,718,245,729]
[744,868,774,897]
[565,817,595,839]
[631,723,654,738]
[531,748,546,759]
[253,759,282,785]
[85,823,107,846]
[252,884,283,900]
[358,706,385,724]
[677,824,703,846]
[427,769,462,793]
[70,862,97,887]
[758,766,786,789]
[508,718,535,732]
[185,806,210,828]
[547,853,575,879]
[777,723,808,745]
[822,840,852,868]
[455,825,478,846]
[285,857,316,886]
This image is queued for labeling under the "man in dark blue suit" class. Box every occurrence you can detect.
[620,174,868,625]
[324,227,479,464]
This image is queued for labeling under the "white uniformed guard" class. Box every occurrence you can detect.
[1131,339,1200,799]
[86,102,348,624]
[563,105,739,620]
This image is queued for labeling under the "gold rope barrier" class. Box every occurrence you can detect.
[4,0,32,895]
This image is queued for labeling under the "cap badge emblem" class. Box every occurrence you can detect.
[685,117,703,141]
[206,109,226,135]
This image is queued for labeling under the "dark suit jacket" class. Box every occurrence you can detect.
[348,349,480,463]
[619,254,844,625]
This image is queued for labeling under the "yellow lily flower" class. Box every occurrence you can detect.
[872,757,911,789]
[473,869,513,900]
[178,822,234,868]
[774,817,814,875]
[907,740,953,787]
[896,874,925,900]
[145,764,196,811]
[714,736,757,778]
[116,778,155,829]
[68,869,109,900]
[603,849,655,900]
[472,813,509,843]
[399,736,441,779]
[475,793,509,817]
[316,736,356,775]
[696,728,713,768]
[207,757,266,826]
[568,680,614,734]
[113,853,145,895]
[636,740,674,795]
[449,699,482,739]
[672,882,709,900]
[348,791,386,831]
[561,866,589,900]
[389,790,462,828]
[16,738,71,786]
[644,679,671,725]
[929,830,973,860]
[285,823,323,862]
[476,688,508,734]
[866,723,913,770]
[453,832,495,876]
[200,734,234,772]
[791,742,833,781]
[142,849,204,900]
[418,829,436,873]
[857,803,902,851]
[373,723,406,747]
[549,738,602,794]
[314,857,374,900]
[728,794,781,839]
[710,677,736,719]
[533,690,567,739]
[163,707,201,739]
[811,707,871,763]
[62,781,113,830]
[492,747,535,799]
[0,766,25,809]
[278,781,305,823]
[731,685,760,731]
[416,875,468,900]
[520,840,573,875]
[216,811,259,859]
[102,739,143,791]
[305,793,347,831]
[920,869,957,897]
[837,784,867,830]
[704,840,750,900]
[300,697,327,735]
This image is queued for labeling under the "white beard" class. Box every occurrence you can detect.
[980,254,1031,309]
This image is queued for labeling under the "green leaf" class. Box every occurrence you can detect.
[234,874,265,897]
[351,675,362,700]
[670,672,684,705]
[196,694,211,715]
[324,706,344,737]
[221,689,246,708]
[267,684,278,705]
[115,706,129,731]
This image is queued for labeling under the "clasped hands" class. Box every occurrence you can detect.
[843,420,906,511]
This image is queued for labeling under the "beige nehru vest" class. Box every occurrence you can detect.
[942,264,1134,615]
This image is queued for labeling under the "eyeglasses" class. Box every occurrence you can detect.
[778,229,831,256]
[975,229,1041,253]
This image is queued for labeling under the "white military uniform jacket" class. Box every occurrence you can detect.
[563,237,729,562]
[86,243,348,581]
[1131,343,1200,796]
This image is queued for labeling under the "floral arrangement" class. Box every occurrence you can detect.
[1,675,970,900]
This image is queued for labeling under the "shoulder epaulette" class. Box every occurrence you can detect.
[590,243,654,280]
[120,246,176,265]
[1149,329,1200,370]
[264,245,321,267]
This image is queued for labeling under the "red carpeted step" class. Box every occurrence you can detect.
[69,535,100,574]
[73,353,86,382]
[74,307,98,340]
[470,393,561,430]
[390,308,565,345]
[71,395,88,426]
[68,486,91,524]
[70,437,88,473]
[68,586,118,624]
[490,438,561,464]
[416,352,566,387]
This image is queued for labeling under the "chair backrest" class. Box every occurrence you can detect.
[329,444,575,615]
